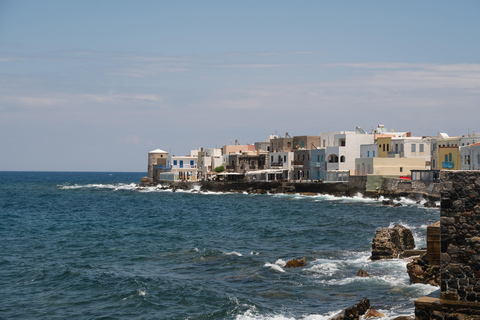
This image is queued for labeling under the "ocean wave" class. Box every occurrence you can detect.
[226,251,243,256]
[60,183,139,191]
[235,308,343,320]
[264,259,286,273]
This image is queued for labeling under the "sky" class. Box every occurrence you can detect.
[1,1,479,172]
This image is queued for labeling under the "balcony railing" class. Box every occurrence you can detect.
[226,165,236,170]
[270,162,283,167]
[312,162,323,167]
[157,165,171,170]
[292,160,304,166]
[442,161,454,169]
[171,164,197,169]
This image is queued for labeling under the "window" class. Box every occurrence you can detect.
[445,154,448,162]
[419,144,424,152]
[287,142,291,148]
[340,156,345,162]
[387,144,390,152]
[367,151,370,157]
[302,141,305,148]
[173,160,178,165]
[478,154,480,165]
[323,139,326,147]
[411,144,416,152]
[373,151,375,157]
[449,153,452,162]
[317,155,320,162]
[190,160,194,166]
[383,144,385,152]
[400,167,403,173]
[433,143,436,151]
[284,155,286,162]
[432,159,436,168]
[271,156,273,162]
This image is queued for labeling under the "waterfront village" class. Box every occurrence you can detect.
[143,124,480,188]
[142,125,480,319]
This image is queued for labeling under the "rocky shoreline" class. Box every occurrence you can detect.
[140,178,440,208]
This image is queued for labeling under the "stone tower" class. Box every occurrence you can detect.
[147,149,169,183]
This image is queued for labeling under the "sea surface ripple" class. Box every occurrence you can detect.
[0,172,440,319]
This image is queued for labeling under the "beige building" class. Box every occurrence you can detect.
[270,135,293,152]
[292,135,321,150]
[222,144,255,155]
[355,157,426,176]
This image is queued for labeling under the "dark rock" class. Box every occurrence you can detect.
[356,269,370,277]
[330,298,370,320]
[370,224,415,260]
[382,199,395,206]
[424,200,438,208]
[392,317,414,320]
[284,258,306,268]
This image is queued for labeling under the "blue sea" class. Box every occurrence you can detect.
[0,171,439,320]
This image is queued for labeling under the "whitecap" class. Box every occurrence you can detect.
[226,251,243,256]
[264,262,285,273]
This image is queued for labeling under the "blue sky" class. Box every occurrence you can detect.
[1,1,479,171]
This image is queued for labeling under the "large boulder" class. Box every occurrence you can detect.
[370,224,415,260]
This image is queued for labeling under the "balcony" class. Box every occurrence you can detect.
[442,161,454,169]
[292,160,304,167]
[157,165,171,170]
[270,162,283,167]
[312,162,323,167]
[171,164,197,169]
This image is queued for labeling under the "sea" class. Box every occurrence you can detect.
[0,171,440,320]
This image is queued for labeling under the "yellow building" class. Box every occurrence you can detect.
[438,146,461,170]
[376,136,392,158]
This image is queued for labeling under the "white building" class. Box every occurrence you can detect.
[161,156,198,181]
[360,144,377,159]
[320,131,375,172]
[268,151,294,180]
[390,137,432,169]
[460,142,480,170]
[191,147,223,180]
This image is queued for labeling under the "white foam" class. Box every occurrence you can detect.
[264,262,285,273]
[235,308,342,320]
[250,251,260,255]
[307,262,341,276]
[226,251,243,256]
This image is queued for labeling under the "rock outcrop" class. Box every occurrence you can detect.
[406,253,440,286]
[364,307,385,318]
[330,298,370,320]
[356,269,370,277]
[284,258,306,268]
[370,224,415,260]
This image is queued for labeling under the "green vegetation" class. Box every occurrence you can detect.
[214,166,225,173]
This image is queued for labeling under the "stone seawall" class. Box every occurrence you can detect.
[141,175,440,201]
